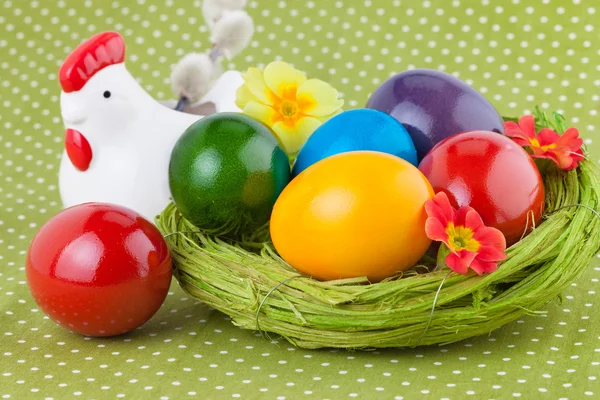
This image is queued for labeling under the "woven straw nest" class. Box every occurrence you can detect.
[157,141,600,350]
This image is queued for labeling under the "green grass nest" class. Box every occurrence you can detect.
[156,118,600,349]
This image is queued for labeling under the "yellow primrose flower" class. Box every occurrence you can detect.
[236,61,344,154]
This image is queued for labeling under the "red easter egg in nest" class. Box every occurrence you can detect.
[418,131,545,246]
[26,203,172,337]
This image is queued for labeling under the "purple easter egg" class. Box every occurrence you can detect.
[366,69,505,160]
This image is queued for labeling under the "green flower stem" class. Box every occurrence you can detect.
[435,243,451,272]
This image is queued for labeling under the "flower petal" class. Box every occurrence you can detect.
[512,137,534,148]
[531,151,562,165]
[446,250,477,275]
[243,101,279,127]
[477,245,507,263]
[425,217,451,244]
[296,79,344,117]
[518,115,537,139]
[272,116,321,154]
[503,121,519,132]
[504,121,531,145]
[530,145,549,156]
[264,61,307,100]
[295,116,322,140]
[318,108,343,122]
[473,227,507,261]
[571,148,586,162]
[557,127,584,151]
[241,67,274,105]
[548,146,577,169]
[454,205,477,227]
[462,208,483,232]
[537,128,561,147]
[235,83,255,110]
[469,258,499,275]
[564,149,585,170]
[424,192,456,228]
[473,223,506,246]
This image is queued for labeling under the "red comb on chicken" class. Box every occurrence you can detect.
[59,31,125,93]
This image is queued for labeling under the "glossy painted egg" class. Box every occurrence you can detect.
[26,203,172,337]
[292,109,418,177]
[169,113,291,237]
[366,69,505,160]
[271,151,434,282]
[418,131,545,246]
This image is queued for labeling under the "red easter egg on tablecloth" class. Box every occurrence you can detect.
[418,131,545,246]
[26,203,172,337]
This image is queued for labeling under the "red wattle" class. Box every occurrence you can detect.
[65,129,93,171]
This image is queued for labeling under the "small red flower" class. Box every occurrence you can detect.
[504,115,585,170]
[425,192,507,275]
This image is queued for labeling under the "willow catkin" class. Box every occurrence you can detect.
[156,159,600,349]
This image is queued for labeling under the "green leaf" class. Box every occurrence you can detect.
[552,112,568,134]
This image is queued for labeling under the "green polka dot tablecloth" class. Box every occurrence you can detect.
[1,0,599,399]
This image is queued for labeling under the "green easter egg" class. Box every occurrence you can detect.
[169,113,291,237]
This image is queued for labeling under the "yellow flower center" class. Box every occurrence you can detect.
[446,223,480,252]
[280,100,299,118]
[269,84,315,128]
[530,138,557,152]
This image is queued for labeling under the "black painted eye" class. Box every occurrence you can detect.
[103,91,111,98]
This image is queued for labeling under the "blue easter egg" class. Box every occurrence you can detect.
[292,109,418,177]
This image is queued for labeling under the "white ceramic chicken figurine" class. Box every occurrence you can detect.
[58,31,244,220]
